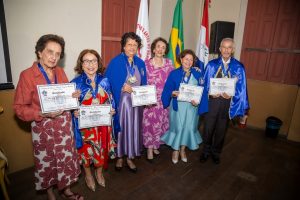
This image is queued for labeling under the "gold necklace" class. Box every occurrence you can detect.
[152,57,164,68]
[90,81,96,89]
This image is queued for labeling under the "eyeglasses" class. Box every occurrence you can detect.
[82,59,98,65]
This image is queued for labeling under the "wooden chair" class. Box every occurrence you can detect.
[0,145,10,200]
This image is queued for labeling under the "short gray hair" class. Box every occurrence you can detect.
[220,38,235,48]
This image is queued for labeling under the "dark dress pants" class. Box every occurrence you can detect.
[202,97,231,157]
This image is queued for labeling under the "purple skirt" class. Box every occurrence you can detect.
[117,91,143,158]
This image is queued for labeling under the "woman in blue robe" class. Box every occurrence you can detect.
[105,32,147,173]
[161,49,208,164]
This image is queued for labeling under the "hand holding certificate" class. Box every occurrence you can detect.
[131,85,158,107]
[79,105,112,129]
[209,78,236,97]
[177,83,204,104]
[37,83,79,113]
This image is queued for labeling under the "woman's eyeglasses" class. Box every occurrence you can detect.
[82,59,98,65]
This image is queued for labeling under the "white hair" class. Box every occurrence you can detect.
[220,38,235,48]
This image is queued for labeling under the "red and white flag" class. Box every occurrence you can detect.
[196,0,210,68]
[136,0,151,61]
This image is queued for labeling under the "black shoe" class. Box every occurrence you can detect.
[115,166,123,171]
[126,159,138,173]
[146,158,154,163]
[127,165,138,173]
[200,154,209,163]
[212,155,220,165]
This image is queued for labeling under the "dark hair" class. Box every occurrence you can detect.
[176,49,196,66]
[120,32,142,52]
[35,34,65,59]
[74,49,104,74]
[150,37,169,58]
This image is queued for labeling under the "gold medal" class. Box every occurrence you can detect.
[128,76,137,84]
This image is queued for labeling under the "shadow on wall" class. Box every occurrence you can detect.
[14,115,31,133]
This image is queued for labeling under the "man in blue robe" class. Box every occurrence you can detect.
[200,38,250,164]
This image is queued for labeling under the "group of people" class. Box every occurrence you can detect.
[13,32,249,200]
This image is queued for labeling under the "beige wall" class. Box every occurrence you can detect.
[4,0,102,85]
[152,0,202,50]
[287,88,300,142]
[247,80,298,136]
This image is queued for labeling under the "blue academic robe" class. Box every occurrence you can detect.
[70,72,115,148]
[105,53,147,134]
[161,66,208,115]
[204,57,250,119]
[195,57,205,77]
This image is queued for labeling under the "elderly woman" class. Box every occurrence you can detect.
[142,37,173,162]
[13,34,83,200]
[71,49,116,191]
[105,32,147,173]
[161,49,208,164]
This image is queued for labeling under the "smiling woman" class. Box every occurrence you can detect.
[0,0,13,90]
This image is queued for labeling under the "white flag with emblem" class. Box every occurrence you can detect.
[136,0,151,61]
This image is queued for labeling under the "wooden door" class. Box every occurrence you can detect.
[240,0,300,85]
[101,0,140,67]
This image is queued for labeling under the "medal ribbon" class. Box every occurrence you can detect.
[38,63,57,84]
[85,73,99,99]
[221,62,230,78]
[123,53,135,77]
[182,70,191,84]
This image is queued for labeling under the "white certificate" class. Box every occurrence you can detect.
[177,83,204,104]
[131,85,157,107]
[79,105,112,129]
[209,78,236,96]
[37,83,79,113]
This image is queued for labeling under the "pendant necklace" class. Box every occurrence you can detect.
[182,69,191,84]
[124,54,137,84]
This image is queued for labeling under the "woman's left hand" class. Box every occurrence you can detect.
[72,90,81,98]
[40,110,64,118]
[191,100,199,107]
[73,110,79,118]
[122,83,133,93]
[110,108,116,116]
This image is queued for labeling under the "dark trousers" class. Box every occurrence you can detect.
[202,97,231,157]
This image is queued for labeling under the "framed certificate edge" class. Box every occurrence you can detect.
[177,83,204,104]
[78,104,112,129]
[37,83,79,113]
[209,78,236,96]
[131,85,158,107]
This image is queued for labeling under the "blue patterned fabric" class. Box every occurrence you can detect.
[70,72,115,148]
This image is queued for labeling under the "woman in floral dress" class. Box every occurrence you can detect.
[14,34,83,200]
[71,49,116,191]
[142,37,173,161]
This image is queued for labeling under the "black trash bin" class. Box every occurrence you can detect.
[265,116,282,138]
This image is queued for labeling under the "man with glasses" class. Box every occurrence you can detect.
[200,38,249,164]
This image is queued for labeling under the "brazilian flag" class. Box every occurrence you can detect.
[167,0,184,68]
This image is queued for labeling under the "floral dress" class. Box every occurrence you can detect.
[72,73,116,169]
[142,58,173,149]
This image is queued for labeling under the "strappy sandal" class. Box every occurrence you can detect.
[95,170,105,187]
[153,149,160,156]
[62,192,84,200]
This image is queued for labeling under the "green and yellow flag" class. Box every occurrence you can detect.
[167,0,184,68]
